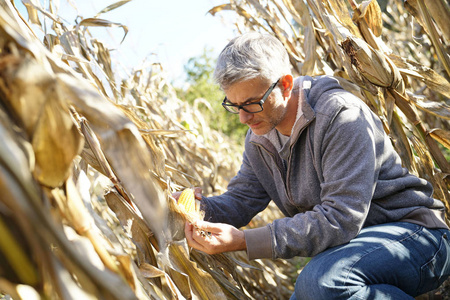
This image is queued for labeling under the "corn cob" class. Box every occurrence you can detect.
[177,188,196,214]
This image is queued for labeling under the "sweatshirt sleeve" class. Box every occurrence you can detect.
[244,226,273,259]
[201,134,272,229]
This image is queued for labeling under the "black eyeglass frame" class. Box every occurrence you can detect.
[221,79,280,114]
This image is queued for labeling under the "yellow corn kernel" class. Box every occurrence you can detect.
[178,188,196,214]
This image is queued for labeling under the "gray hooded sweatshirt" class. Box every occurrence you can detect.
[202,76,447,260]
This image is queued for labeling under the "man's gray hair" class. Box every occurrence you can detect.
[214,32,291,90]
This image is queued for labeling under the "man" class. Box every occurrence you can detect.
[181,32,450,299]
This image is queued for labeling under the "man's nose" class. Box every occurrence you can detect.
[239,109,253,124]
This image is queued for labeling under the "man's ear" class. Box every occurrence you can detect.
[280,74,293,98]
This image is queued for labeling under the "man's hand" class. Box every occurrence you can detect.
[185,220,246,255]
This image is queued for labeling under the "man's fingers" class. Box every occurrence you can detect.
[193,187,202,200]
[193,220,221,233]
[185,221,245,254]
[185,221,214,252]
[185,222,203,246]
[185,221,193,232]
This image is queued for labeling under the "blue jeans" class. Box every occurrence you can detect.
[290,222,450,299]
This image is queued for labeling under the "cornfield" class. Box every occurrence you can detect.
[0,0,448,299]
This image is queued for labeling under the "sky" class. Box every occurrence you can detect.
[15,0,237,86]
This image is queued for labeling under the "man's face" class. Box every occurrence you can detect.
[224,77,287,136]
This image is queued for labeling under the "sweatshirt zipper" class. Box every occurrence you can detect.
[251,140,297,208]
[285,117,314,205]
[249,117,315,206]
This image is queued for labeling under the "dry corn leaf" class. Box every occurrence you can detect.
[408,93,450,120]
[31,93,83,187]
[115,254,139,292]
[0,214,38,286]
[78,17,128,44]
[429,129,450,150]
[286,0,318,75]
[415,0,450,78]
[361,0,383,37]
[21,0,42,26]
[392,91,450,175]
[388,54,450,99]
[105,189,159,260]
[94,0,133,18]
[404,0,450,44]
[324,0,361,38]
[0,279,40,300]
[0,109,35,191]
[161,241,227,299]
[79,143,106,177]
[58,226,108,299]
[139,263,165,279]
[0,54,51,138]
[163,269,186,299]
[139,128,189,136]
[66,177,124,275]
[209,3,268,34]
[0,55,83,189]
[91,39,114,87]
[411,135,436,180]
[75,113,136,210]
[424,0,450,42]
[191,251,252,299]
[208,3,232,16]
[16,0,60,25]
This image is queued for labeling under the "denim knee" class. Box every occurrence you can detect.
[293,257,346,300]
[294,265,322,300]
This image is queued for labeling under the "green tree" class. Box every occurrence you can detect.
[177,47,248,141]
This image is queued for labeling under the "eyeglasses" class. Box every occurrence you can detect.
[222,79,280,114]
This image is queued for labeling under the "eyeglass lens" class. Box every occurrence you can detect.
[225,103,263,113]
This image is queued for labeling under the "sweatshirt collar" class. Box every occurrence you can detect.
[252,76,315,149]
